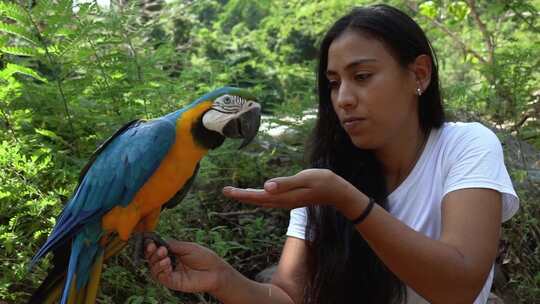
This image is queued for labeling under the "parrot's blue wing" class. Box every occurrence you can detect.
[78,119,141,184]
[30,118,177,267]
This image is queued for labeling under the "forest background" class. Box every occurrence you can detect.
[0,0,538,303]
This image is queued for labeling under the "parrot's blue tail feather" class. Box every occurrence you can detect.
[26,240,70,304]
[29,209,94,269]
[60,238,82,304]
[30,180,97,269]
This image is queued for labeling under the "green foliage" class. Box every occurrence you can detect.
[0,140,67,301]
[414,0,540,127]
[0,62,46,81]
[502,183,540,301]
[0,0,538,303]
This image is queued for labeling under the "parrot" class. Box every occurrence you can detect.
[27,87,261,304]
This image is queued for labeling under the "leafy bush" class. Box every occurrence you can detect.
[0,140,66,301]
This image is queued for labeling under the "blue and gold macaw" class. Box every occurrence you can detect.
[28,87,261,304]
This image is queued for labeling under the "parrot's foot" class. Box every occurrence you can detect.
[130,232,177,270]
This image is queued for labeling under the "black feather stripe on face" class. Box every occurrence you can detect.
[213,95,247,113]
[191,114,225,150]
[209,108,236,114]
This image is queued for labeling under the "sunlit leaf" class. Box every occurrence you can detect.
[0,22,38,45]
[0,2,31,26]
[448,1,470,21]
[0,45,39,57]
[0,63,46,82]
[419,1,438,19]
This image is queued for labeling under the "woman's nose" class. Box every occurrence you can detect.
[335,82,357,109]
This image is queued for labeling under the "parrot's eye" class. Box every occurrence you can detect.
[223,96,231,104]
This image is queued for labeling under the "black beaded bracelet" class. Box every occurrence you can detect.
[351,197,375,225]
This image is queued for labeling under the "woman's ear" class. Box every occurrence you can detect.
[410,54,432,94]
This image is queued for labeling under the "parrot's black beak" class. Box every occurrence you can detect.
[223,106,261,149]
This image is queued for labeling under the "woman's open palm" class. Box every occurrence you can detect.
[222,168,359,210]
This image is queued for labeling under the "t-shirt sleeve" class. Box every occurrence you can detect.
[443,123,519,222]
[286,207,308,240]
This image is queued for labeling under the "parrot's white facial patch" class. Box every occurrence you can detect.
[202,94,260,134]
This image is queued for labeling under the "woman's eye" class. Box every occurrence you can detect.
[355,73,371,81]
[328,80,340,90]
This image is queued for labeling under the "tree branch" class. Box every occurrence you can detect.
[209,208,266,217]
[0,105,20,143]
[466,0,495,64]
[405,1,488,65]
[24,5,78,154]
[121,12,148,118]
[513,100,540,131]
[512,114,530,131]
[75,15,123,116]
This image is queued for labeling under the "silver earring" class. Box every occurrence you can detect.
[416,87,422,96]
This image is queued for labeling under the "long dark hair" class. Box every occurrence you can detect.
[304,5,445,304]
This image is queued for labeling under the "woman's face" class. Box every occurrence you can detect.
[326,30,419,150]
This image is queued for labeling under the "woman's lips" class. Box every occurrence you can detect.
[342,118,367,132]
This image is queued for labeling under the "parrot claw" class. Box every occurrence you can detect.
[131,232,177,270]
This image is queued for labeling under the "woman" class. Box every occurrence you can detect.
[146,5,519,304]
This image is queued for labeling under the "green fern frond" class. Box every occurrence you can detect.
[0,22,39,45]
[0,2,31,26]
[32,0,54,15]
[0,34,8,46]
[0,46,39,57]
[0,63,47,82]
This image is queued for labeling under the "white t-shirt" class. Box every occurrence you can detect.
[286,122,519,304]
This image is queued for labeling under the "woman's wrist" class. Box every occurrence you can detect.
[210,259,236,299]
[333,175,370,220]
[212,260,258,303]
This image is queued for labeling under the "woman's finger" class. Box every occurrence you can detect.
[150,257,169,276]
[264,171,315,193]
[265,188,314,207]
[145,241,157,260]
[155,268,175,289]
[224,187,314,208]
[167,240,204,256]
[156,270,173,285]
[150,256,171,278]
[222,187,269,201]
[148,246,168,266]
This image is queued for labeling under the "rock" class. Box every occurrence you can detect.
[500,132,540,172]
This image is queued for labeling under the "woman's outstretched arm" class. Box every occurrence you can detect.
[223,169,502,304]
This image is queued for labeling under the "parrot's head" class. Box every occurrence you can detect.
[195,87,261,149]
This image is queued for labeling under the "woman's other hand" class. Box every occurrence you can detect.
[145,240,230,294]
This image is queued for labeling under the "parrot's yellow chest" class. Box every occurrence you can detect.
[102,101,213,240]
